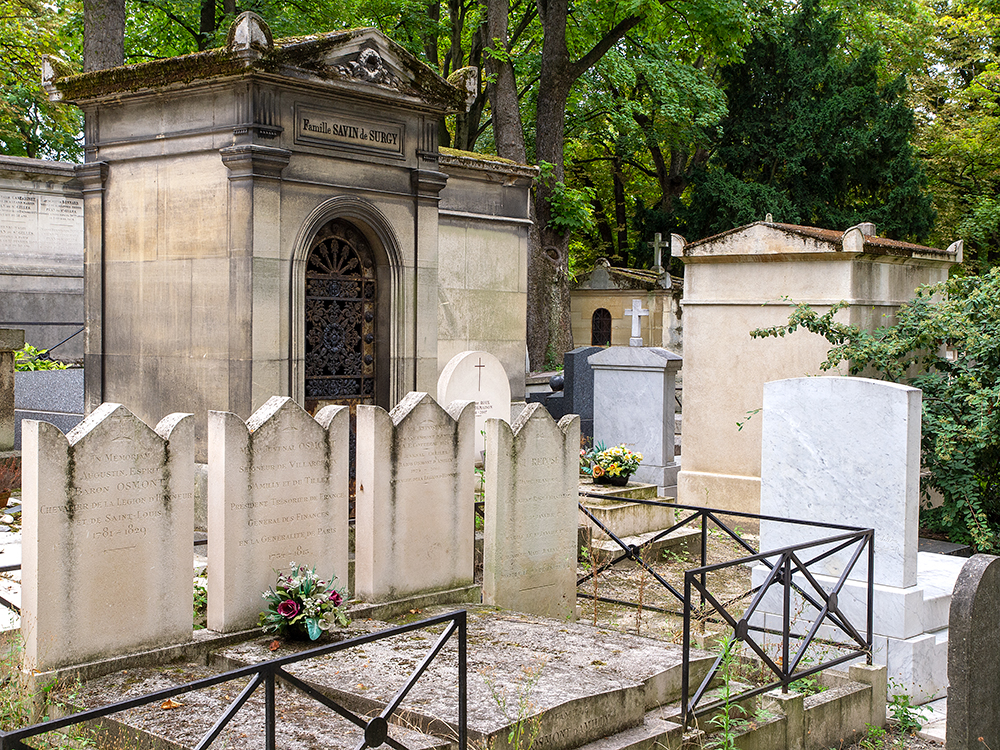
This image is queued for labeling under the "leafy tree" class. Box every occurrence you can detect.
[751,269,1000,552]
[914,0,1000,270]
[485,0,752,369]
[0,0,81,159]
[683,0,935,242]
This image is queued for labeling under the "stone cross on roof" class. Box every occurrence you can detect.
[624,299,649,347]
[651,233,669,273]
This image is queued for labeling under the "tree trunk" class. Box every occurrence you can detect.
[83,0,125,71]
[485,0,527,164]
[529,0,575,370]
[199,0,216,50]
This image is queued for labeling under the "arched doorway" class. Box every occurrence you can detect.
[591,308,612,346]
[304,218,379,414]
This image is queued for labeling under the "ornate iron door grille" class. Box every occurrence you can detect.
[304,219,377,413]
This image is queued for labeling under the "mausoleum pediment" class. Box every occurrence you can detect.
[44,12,464,113]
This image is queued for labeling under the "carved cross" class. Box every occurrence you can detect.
[475,357,485,390]
[624,299,650,346]
[651,233,669,272]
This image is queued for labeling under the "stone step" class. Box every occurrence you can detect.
[589,527,701,563]
[568,708,693,750]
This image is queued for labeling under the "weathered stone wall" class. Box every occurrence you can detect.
[0,156,83,360]
[437,150,534,399]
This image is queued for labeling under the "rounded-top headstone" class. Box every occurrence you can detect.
[437,351,511,456]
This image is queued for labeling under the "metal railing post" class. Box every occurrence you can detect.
[782,555,791,693]
[458,610,467,750]
[265,668,276,750]
[682,572,691,726]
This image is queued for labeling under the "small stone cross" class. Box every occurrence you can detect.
[624,299,649,347]
[475,357,485,390]
[651,233,669,273]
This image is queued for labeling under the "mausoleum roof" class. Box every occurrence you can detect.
[683,220,961,263]
[43,12,464,113]
[572,258,681,292]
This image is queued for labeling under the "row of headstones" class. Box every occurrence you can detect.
[22,394,580,674]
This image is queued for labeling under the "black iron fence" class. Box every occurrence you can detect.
[0,610,467,750]
[577,494,873,726]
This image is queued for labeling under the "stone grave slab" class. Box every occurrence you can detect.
[207,397,350,632]
[214,606,717,750]
[355,393,475,602]
[21,403,194,672]
[483,403,580,618]
[62,662,449,750]
[437,350,511,456]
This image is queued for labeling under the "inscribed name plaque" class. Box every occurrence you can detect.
[483,404,580,618]
[355,392,475,601]
[296,105,404,156]
[0,189,83,257]
[21,404,194,672]
[207,397,349,632]
[437,350,511,456]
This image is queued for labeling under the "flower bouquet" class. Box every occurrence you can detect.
[259,563,349,641]
[582,443,643,486]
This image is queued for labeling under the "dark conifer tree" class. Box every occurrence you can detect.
[683,0,935,242]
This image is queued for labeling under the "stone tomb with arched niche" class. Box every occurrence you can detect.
[43,12,535,460]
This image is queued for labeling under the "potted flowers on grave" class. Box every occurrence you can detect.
[582,443,643,487]
[259,563,349,641]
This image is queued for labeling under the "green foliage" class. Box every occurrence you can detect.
[707,634,746,750]
[14,345,68,371]
[858,723,891,749]
[913,0,1000,270]
[537,162,595,234]
[683,0,935,242]
[888,682,928,734]
[0,0,81,159]
[751,269,1000,551]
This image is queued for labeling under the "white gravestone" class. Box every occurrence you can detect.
[355,393,476,602]
[483,404,580,618]
[760,376,920,588]
[624,299,649,347]
[207,397,350,632]
[756,376,965,703]
[437,350,511,457]
[21,403,194,672]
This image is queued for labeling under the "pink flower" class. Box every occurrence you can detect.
[277,599,300,618]
[329,591,343,607]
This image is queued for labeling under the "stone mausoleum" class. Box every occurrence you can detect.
[42,12,534,457]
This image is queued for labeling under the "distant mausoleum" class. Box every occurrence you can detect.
[570,259,682,353]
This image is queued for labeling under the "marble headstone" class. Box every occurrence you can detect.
[21,403,194,672]
[207,397,350,632]
[760,377,921,588]
[483,404,580,618]
[589,347,681,492]
[355,393,475,601]
[437,351,511,456]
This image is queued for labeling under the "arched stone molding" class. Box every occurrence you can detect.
[291,196,405,408]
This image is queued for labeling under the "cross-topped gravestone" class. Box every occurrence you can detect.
[651,233,669,273]
[623,299,649,347]
[437,350,511,456]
